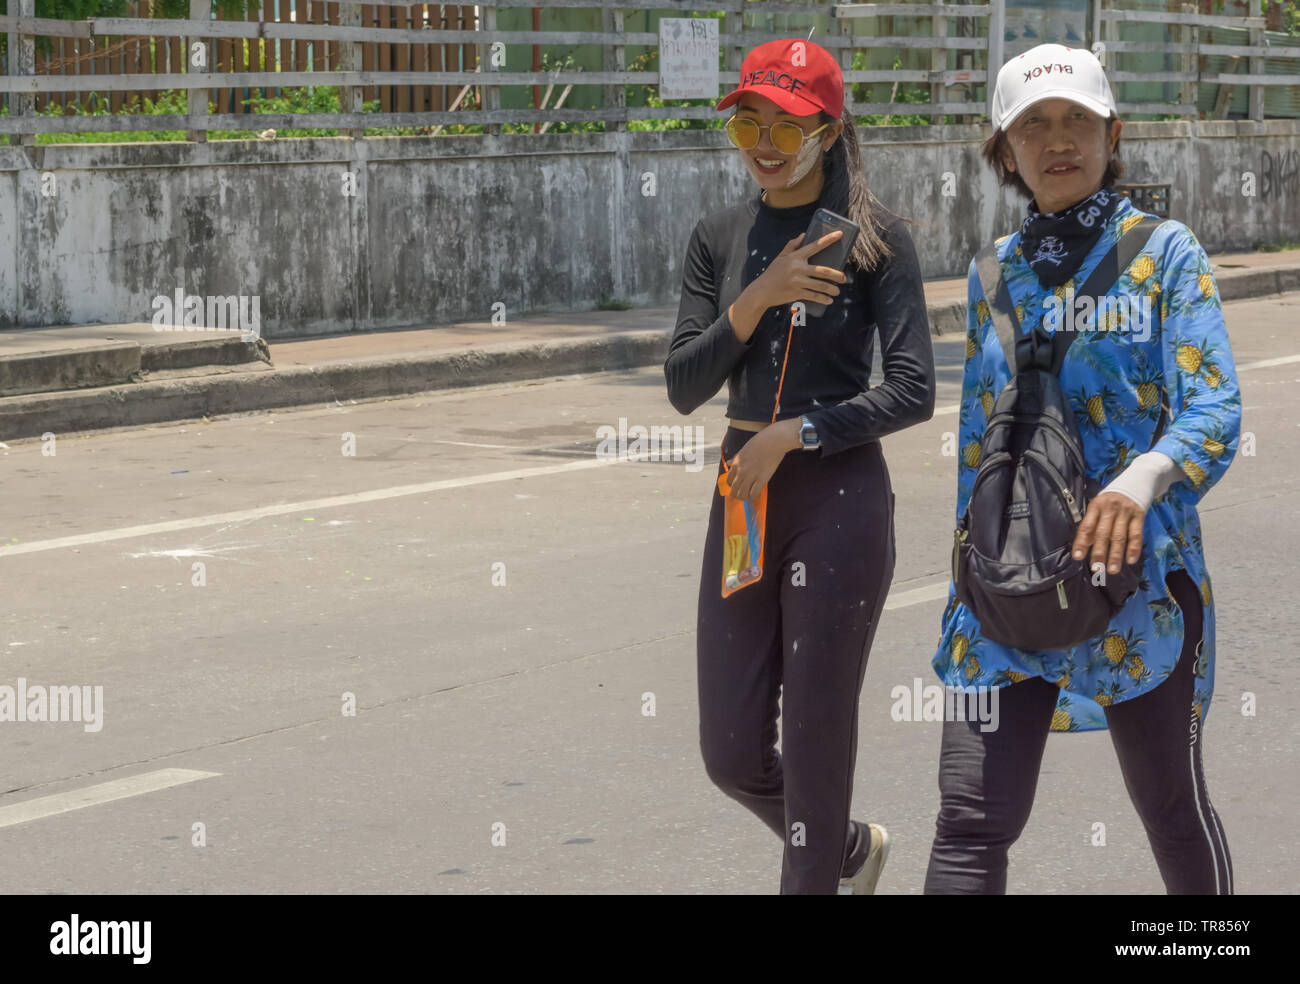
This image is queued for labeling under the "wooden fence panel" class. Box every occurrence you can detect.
[361,4,376,104]
[214,6,230,113]
[22,0,476,119]
[378,5,391,111]
[169,27,181,109]
[263,0,276,102]
[460,3,476,107]
[430,3,446,111]
[414,4,426,112]
[327,1,340,71]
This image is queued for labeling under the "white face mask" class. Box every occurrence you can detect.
[784,131,826,188]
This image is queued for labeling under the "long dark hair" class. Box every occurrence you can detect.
[817,103,898,273]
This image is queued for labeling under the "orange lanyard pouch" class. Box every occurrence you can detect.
[717,460,769,597]
[716,305,798,599]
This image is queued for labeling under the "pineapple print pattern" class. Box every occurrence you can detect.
[1095,682,1124,707]
[1200,421,1230,459]
[1129,253,1156,285]
[1130,360,1165,423]
[1050,695,1080,732]
[934,194,1239,733]
[977,375,997,419]
[1069,384,1122,435]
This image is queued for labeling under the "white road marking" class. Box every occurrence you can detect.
[884,579,952,611]
[0,768,221,830]
[1237,353,1300,371]
[1,353,1290,563]
[0,457,622,559]
[430,439,521,449]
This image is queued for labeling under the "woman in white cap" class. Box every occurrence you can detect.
[926,43,1240,893]
[665,38,935,894]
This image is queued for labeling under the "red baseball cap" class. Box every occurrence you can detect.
[715,38,844,118]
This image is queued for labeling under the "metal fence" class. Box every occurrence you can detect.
[0,0,1288,144]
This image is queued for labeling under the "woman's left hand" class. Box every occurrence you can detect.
[724,419,801,501]
[1071,491,1146,576]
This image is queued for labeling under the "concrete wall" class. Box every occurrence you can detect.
[2,119,1298,337]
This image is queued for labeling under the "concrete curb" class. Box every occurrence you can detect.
[1216,265,1300,303]
[0,333,667,441]
[143,335,271,372]
[928,300,967,337]
[0,340,140,398]
[0,264,1291,442]
[0,332,268,398]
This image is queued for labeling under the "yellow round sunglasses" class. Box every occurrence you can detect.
[725,115,832,155]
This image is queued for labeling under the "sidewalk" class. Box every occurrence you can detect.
[1,250,1297,443]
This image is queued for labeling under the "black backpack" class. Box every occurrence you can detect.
[952,214,1168,652]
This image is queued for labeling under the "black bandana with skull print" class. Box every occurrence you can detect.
[1018,185,1120,287]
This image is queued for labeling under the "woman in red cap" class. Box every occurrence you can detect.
[665,38,936,894]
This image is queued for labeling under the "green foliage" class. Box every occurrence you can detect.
[853,53,938,127]
[3,85,396,143]
[1258,0,1300,34]
[2,89,191,143]
[427,52,600,136]
[0,0,252,20]
[235,85,386,138]
[523,52,603,134]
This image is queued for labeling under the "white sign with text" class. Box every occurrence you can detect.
[659,18,719,100]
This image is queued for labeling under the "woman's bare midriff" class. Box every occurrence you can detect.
[727,418,767,432]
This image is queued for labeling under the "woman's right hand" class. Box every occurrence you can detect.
[748,230,848,311]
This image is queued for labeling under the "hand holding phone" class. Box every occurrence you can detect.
[799,208,861,317]
[748,229,844,315]
[748,208,860,318]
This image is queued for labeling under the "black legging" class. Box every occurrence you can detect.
[697,426,896,894]
[924,568,1233,894]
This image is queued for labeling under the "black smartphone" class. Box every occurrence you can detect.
[802,207,860,317]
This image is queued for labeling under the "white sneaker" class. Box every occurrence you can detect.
[837,822,890,895]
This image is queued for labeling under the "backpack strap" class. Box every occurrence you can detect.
[1049,214,1169,451]
[974,241,1031,375]
[1147,400,1169,451]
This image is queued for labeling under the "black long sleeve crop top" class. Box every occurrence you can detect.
[663,189,936,457]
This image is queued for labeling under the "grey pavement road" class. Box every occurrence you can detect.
[0,292,1297,894]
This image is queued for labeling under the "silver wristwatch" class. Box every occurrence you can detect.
[798,415,821,450]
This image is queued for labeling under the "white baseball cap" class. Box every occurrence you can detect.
[990,43,1117,131]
